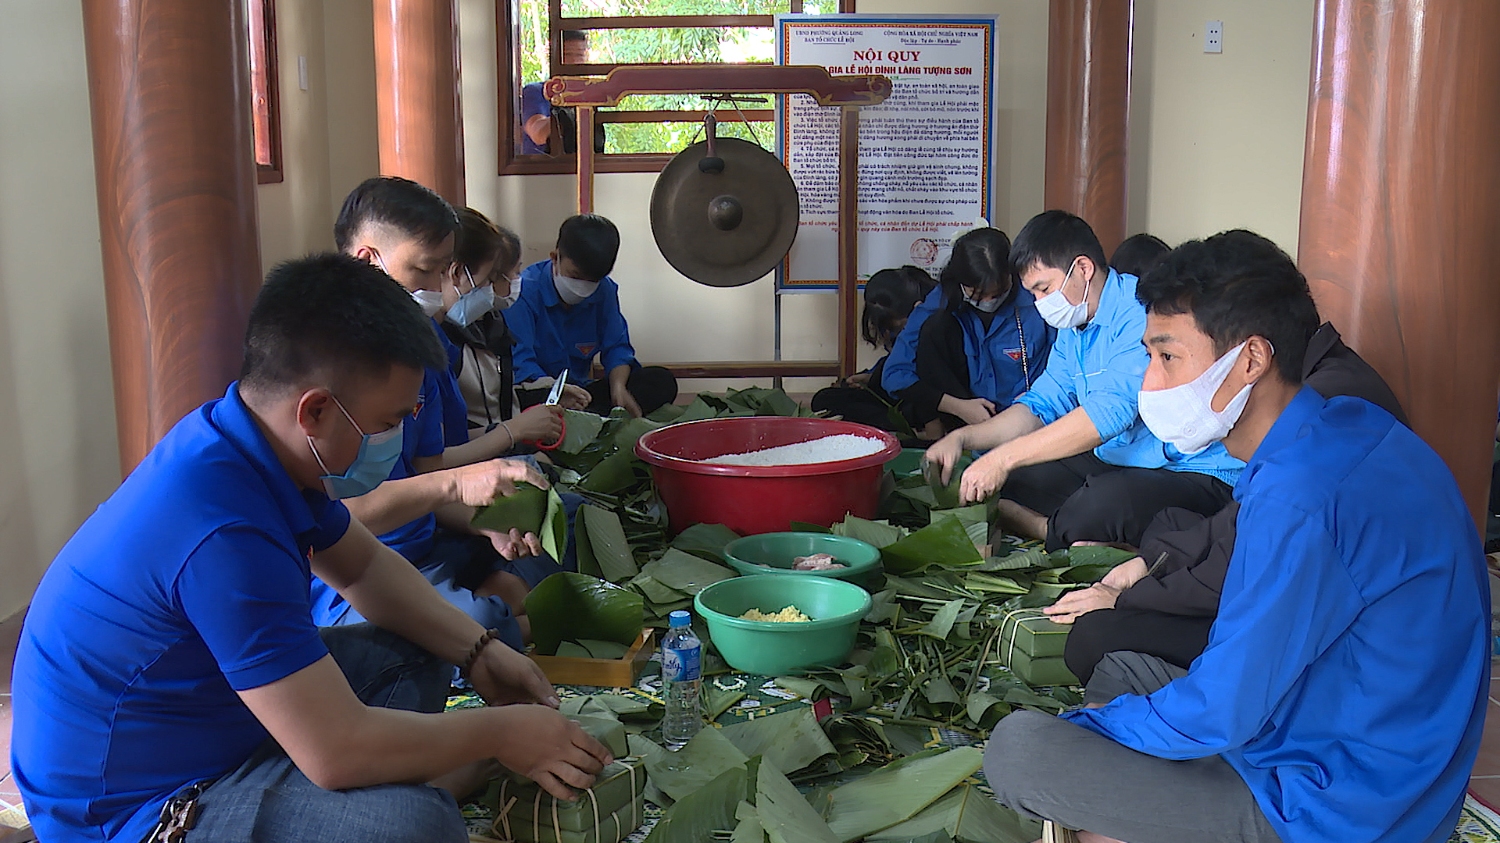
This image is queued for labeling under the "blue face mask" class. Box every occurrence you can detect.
[307,395,404,500]
[447,267,497,328]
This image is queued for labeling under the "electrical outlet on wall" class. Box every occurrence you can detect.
[1205,20,1223,53]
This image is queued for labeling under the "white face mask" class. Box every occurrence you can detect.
[964,293,1003,313]
[1137,342,1253,455]
[494,277,519,312]
[1035,260,1092,330]
[410,289,446,319]
[554,270,597,306]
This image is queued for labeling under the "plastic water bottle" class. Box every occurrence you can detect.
[660,610,703,749]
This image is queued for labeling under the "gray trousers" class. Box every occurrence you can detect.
[984,651,1281,843]
[178,625,468,843]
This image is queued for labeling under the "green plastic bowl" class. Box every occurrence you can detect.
[694,575,872,675]
[722,533,882,587]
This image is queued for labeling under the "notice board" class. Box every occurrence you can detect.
[775,14,997,291]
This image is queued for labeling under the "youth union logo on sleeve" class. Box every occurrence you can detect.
[411,393,426,418]
[1005,348,1024,361]
[575,343,597,357]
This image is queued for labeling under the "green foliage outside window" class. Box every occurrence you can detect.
[518,0,834,153]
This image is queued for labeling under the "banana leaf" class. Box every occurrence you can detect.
[559,409,607,453]
[647,402,688,423]
[645,726,750,803]
[644,758,757,843]
[704,683,747,720]
[918,599,968,640]
[577,638,630,659]
[789,521,832,534]
[628,573,685,606]
[731,801,767,843]
[881,517,984,575]
[556,641,591,659]
[567,713,630,759]
[866,786,1039,843]
[470,482,547,535]
[755,756,839,843]
[525,572,644,656]
[721,707,837,776]
[580,448,641,494]
[823,747,985,843]
[1065,544,1136,567]
[833,515,906,549]
[640,548,735,596]
[928,504,988,528]
[671,523,741,563]
[577,504,639,582]
[977,547,1048,571]
[564,693,658,722]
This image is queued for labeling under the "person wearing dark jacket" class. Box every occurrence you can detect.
[1050,321,1409,683]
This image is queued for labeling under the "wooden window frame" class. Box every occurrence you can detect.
[496,0,850,176]
[249,0,284,185]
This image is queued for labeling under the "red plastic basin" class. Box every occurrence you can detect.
[635,417,901,536]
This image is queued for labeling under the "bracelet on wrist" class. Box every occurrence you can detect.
[461,628,502,678]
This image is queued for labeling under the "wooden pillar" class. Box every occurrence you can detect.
[837,106,860,380]
[576,106,596,214]
[373,0,466,206]
[1044,0,1132,256]
[1298,0,1500,531]
[81,0,264,474]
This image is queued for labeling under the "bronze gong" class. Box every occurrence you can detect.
[650,133,800,288]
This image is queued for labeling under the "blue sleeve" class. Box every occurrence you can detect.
[409,370,446,459]
[1024,314,1056,391]
[300,494,351,553]
[1016,332,1078,424]
[521,82,550,122]
[1075,318,1150,443]
[1061,499,1362,758]
[506,289,551,384]
[880,286,943,395]
[597,281,638,374]
[176,527,330,691]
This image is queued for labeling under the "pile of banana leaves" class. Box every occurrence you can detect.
[495,388,1136,842]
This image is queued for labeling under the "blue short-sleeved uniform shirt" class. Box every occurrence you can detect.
[434,318,472,446]
[10,384,351,843]
[507,259,638,386]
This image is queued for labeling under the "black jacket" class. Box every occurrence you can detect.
[1115,323,1407,616]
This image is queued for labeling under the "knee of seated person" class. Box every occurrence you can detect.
[983,710,1058,800]
[330,784,467,843]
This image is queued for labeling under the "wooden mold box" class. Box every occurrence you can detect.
[529,629,655,688]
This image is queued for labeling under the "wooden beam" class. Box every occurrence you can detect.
[1044,0,1132,256]
[80,0,264,474]
[1297,0,1500,531]
[663,361,841,379]
[545,65,892,108]
[373,0,465,205]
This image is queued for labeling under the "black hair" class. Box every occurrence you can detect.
[241,253,446,393]
[456,207,521,276]
[862,265,935,348]
[940,228,1014,314]
[1110,233,1171,279]
[556,214,620,281]
[562,30,588,44]
[1135,230,1320,383]
[333,176,460,253]
[1009,210,1108,279]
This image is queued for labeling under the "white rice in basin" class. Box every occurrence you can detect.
[704,434,886,466]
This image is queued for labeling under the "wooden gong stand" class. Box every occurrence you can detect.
[545,65,892,381]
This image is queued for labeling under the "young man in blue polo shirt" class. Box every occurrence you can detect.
[10,254,611,843]
[925,210,1242,550]
[508,214,679,418]
[983,230,1488,843]
[327,177,574,647]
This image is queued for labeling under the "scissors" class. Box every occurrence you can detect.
[536,371,568,451]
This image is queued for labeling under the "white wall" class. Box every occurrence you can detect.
[1127,0,1315,252]
[0,1,119,619]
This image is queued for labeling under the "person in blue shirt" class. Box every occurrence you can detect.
[881,227,1053,437]
[519,31,604,156]
[983,230,1489,843]
[508,213,679,417]
[925,211,1242,551]
[811,265,936,433]
[329,178,574,648]
[10,254,610,843]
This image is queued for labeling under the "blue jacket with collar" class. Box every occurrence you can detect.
[508,259,638,386]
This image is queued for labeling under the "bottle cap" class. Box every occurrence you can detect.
[668,610,692,627]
